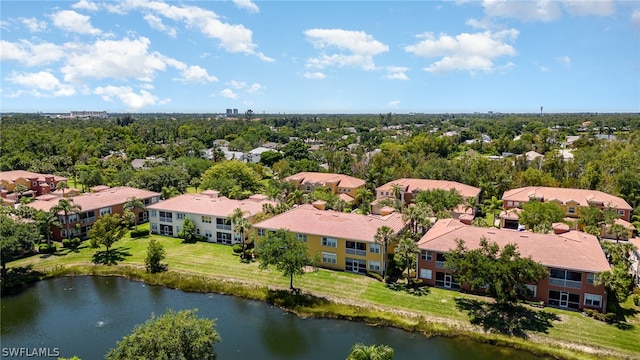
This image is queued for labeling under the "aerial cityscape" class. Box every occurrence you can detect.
[1,0,640,360]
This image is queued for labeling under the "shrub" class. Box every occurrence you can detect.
[367,271,384,282]
[232,244,243,254]
[633,294,640,307]
[62,239,71,248]
[584,309,617,323]
[71,237,82,247]
[38,243,56,254]
[130,228,149,238]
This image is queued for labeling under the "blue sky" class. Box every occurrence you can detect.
[1,0,639,114]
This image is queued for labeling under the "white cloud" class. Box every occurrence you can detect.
[117,0,272,61]
[556,55,571,66]
[304,28,389,70]
[388,100,400,108]
[144,14,177,37]
[246,83,263,93]
[303,71,326,79]
[220,88,238,99]
[632,9,640,30]
[233,0,259,13]
[540,66,549,72]
[6,71,76,97]
[21,18,47,32]
[0,40,66,66]
[404,29,519,74]
[94,85,162,110]
[382,66,409,80]
[61,37,168,83]
[176,65,218,83]
[51,10,101,35]
[72,0,100,11]
[481,0,614,22]
[228,80,247,89]
[562,1,614,16]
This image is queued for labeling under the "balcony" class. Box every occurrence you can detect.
[345,248,367,257]
[159,216,173,223]
[216,224,231,231]
[80,217,96,224]
[435,261,448,269]
[549,278,582,289]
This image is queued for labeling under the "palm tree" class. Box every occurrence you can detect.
[52,198,82,240]
[35,210,61,246]
[463,197,477,216]
[124,196,146,227]
[56,181,69,197]
[355,188,374,214]
[230,208,252,259]
[374,226,397,278]
[394,236,419,282]
[333,198,347,212]
[347,343,394,360]
[389,183,403,206]
[483,196,503,228]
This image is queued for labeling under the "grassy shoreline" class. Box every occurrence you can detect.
[6,233,639,360]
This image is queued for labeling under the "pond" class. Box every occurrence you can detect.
[1,276,548,359]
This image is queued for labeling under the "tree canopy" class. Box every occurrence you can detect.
[446,238,549,305]
[257,229,314,290]
[89,214,127,254]
[0,215,39,279]
[518,200,565,233]
[201,160,262,199]
[346,343,394,360]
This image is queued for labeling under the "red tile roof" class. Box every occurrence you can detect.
[285,172,365,189]
[147,193,276,218]
[28,187,159,213]
[418,219,610,273]
[0,170,67,183]
[502,186,631,210]
[253,204,406,242]
[376,178,480,199]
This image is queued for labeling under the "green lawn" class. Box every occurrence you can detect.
[8,229,640,359]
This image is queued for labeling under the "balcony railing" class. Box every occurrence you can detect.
[216,224,232,231]
[159,216,173,223]
[435,261,448,269]
[549,278,582,289]
[81,217,96,224]
[345,248,367,257]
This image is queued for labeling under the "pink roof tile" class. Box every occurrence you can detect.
[0,170,67,183]
[254,204,406,242]
[148,193,277,218]
[28,187,159,213]
[338,193,355,202]
[285,172,365,189]
[376,178,480,199]
[502,186,631,210]
[418,219,610,273]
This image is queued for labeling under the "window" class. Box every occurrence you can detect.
[99,207,111,216]
[568,207,576,214]
[346,258,367,274]
[584,293,602,308]
[177,213,185,220]
[420,269,432,280]
[205,230,212,238]
[346,241,366,256]
[216,218,231,231]
[506,201,513,207]
[159,224,173,236]
[295,233,307,242]
[196,228,200,235]
[306,185,312,191]
[322,237,337,248]
[369,244,380,254]
[322,252,337,264]
[421,250,432,261]
[368,261,381,272]
[159,211,172,223]
[68,214,78,223]
[618,209,625,216]
[526,284,537,297]
[257,229,265,237]
[548,290,580,309]
[549,269,582,289]
[586,273,595,285]
[216,232,232,244]
[150,210,157,217]
[151,196,159,204]
[150,223,158,232]
[202,216,212,223]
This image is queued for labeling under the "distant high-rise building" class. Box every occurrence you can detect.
[233,109,238,115]
[226,109,233,116]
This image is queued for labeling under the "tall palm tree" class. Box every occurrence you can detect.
[374,225,397,278]
[35,210,61,246]
[355,188,374,214]
[124,196,146,227]
[395,236,419,281]
[52,198,82,240]
[483,196,503,228]
[230,208,251,259]
[347,343,394,360]
[56,181,69,197]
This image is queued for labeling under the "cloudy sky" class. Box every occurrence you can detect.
[1,0,639,114]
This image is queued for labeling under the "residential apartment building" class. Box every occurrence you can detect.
[285,172,366,201]
[0,170,68,205]
[147,191,276,245]
[28,186,160,240]
[417,219,611,312]
[374,178,481,217]
[253,204,406,275]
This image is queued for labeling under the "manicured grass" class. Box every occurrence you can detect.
[8,231,640,360]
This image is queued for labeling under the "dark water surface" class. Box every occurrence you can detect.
[1,276,547,359]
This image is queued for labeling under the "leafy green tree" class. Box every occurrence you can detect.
[578,205,603,236]
[482,196,504,228]
[56,180,69,197]
[123,196,146,227]
[414,188,463,214]
[105,309,220,360]
[374,226,397,277]
[394,236,419,281]
[201,160,262,199]
[257,229,314,290]
[446,238,549,305]
[0,215,38,279]
[281,140,310,161]
[596,241,636,303]
[145,239,167,273]
[35,210,61,246]
[131,165,190,193]
[191,177,201,193]
[346,343,394,360]
[89,214,127,254]
[259,150,283,167]
[178,217,198,243]
[52,198,82,240]
[518,200,565,233]
[161,186,180,199]
[14,183,28,197]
